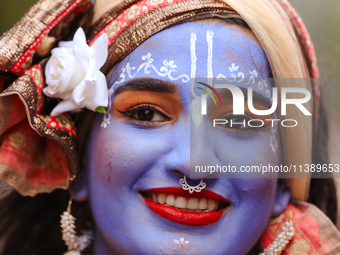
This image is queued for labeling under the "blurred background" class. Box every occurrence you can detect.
[0,0,340,225]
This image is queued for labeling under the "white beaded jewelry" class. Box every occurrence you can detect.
[259,212,295,255]
[61,199,93,255]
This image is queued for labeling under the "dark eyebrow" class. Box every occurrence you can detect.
[217,87,272,109]
[114,77,177,95]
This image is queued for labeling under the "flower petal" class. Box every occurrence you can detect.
[85,71,108,111]
[44,48,76,96]
[50,100,80,116]
[73,27,92,59]
[91,32,108,69]
[43,87,71,100]
[58,41,73,48]
[71,79,87,106]
[73,46,89,75]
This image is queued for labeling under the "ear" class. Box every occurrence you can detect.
[69,171,88,202]
[272,179,292,216]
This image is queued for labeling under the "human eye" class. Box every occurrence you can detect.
[117,104,170,123]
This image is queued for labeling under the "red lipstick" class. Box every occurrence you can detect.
[141,187,230,226]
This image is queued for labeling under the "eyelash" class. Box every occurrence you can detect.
[117,103,170,123]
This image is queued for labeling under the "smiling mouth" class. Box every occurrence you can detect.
[141,187,231,226]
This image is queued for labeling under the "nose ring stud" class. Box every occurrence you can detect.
[179,175,206,194]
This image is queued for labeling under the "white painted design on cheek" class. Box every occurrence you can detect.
[206,30,214,86]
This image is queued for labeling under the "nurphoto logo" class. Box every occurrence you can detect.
[197,82,312,128]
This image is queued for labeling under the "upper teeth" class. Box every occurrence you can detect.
[148,193,219,212]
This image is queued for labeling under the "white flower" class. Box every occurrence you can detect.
[43,27,109,116]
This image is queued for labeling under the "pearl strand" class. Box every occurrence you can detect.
[259,220,295,255]
[61,200,93,255]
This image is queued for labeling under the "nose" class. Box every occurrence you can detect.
[163,113,191,177]
[189,121,219,179]
[163,112,217,179]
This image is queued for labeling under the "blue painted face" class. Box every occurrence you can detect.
[75,21,290,254]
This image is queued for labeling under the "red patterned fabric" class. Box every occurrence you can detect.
[261,200,340,254]
[27,65,77,136]
[90,0,184,46]
[0,120,69,186]
[0,0,90,195]
[10,0,85,76]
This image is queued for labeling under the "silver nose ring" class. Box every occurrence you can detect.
[179,175,206,194]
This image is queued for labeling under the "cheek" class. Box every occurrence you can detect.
[210,129,280,169]
[86,115,175,193]
[87,119,132,191]
[233,178,277,234]
[236,178,277,205]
